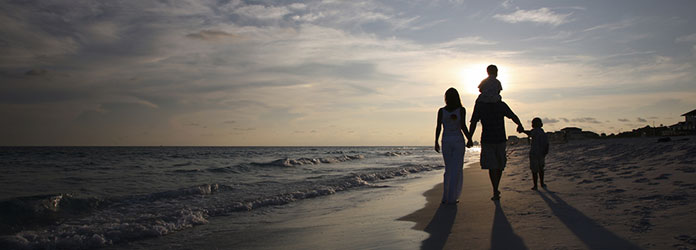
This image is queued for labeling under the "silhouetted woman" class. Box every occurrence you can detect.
[435,87,472,204]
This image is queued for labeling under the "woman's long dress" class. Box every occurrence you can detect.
[441,107,465,203]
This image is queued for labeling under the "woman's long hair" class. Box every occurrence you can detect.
[444,87,462,111]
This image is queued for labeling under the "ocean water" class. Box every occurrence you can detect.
[0,146,478,249]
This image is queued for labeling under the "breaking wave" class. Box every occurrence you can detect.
[0,164,441,250]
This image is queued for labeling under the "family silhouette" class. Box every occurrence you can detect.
[429,65,641,250]
[435,64,527,201]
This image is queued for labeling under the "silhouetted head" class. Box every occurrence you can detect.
[532,117,543,128]
[444,87,462,109]
[487,65,498,78]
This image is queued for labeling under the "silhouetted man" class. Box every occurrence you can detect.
[469,101,524,200]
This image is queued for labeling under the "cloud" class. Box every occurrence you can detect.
[636,117,647,122]
[24,69,49,76]
[541,117,559,124]
[493,8,571,26]
[234,4,291,20]
[223,120,236,124]
[234,128,256,131]
[436,36,497,48]
[571,117,601,124]
[676,33,696,43]
[583,19,635,32]
[185,30,239,41]
[559,118,569,123]
[618,118,629,122]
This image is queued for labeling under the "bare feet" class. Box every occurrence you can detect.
[531,186,538,190]
[491,190,500,200]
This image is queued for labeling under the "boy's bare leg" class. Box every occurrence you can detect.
[540,170,546,187]
[531,172,538,190]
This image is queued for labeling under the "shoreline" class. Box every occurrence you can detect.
[104,170,446,250]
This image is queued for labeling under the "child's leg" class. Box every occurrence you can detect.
[531,171,538,190]
[540,159,546,187]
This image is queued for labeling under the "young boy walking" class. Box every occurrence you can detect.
[523,118,549,190]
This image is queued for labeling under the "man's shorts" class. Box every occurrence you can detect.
[480,142,506,170]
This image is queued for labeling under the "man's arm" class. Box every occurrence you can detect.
[502,102,524,133]
[460,108,472,140]
[468,104,480,138]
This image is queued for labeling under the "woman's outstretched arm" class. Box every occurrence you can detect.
[435,108,442,152]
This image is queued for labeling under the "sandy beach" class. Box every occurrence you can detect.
[403,136,696,249]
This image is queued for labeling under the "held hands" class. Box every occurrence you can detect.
[434,142,440,153]
[466,140,474,148]
[516,125,525,133]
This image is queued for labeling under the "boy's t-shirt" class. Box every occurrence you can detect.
[478,77,502,96]
[477,77,503,103]
[529,127,549,156]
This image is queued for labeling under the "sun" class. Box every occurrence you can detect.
[458,63,510,95]
[458,64,489,95]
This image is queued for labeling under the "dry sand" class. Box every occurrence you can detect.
[402,136,696,249]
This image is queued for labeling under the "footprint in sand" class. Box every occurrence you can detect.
[674,234,696,248]
[680,160,695,165]
[578,179,593,184]
[594,177,613,183]
[617,170,633,176]
[654,173,672,180]
[607,188,625,194]
[624,172,645,179]
[630,217,653,233]
[634,178,650,183]
[677,166,696,173]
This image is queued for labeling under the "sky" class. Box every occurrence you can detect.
[1,0,695,146]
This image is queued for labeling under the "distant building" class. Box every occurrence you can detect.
[519,127,599,144]
[632,125,669,137]
[561,127,585,141]
[667,108,696,135]
[547,131,566,144]
[561,127,582,133]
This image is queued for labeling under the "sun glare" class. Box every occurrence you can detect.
[458,64,510,96]
[458,64,489,95]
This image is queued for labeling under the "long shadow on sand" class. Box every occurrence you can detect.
[538,190,642,250]
[421,204,457,250]
[491,201,528,250]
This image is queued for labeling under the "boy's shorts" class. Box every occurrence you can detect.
[529,154,545,173]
